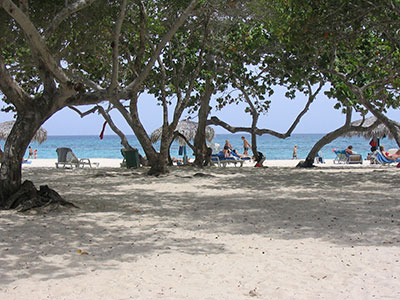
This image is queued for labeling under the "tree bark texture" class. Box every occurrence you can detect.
[0,112,52,206]
[193,80,214,167]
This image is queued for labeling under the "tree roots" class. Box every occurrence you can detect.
[5,180,78,212]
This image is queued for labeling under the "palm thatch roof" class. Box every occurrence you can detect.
[344,116,400,140]
[150,120,215,146]
[0,121,48,144]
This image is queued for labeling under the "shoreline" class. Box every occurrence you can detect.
[21,157,394,169]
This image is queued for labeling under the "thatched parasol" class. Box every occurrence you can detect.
[344,116,400,140]
[150,119,215,146]
[0,121,48,144]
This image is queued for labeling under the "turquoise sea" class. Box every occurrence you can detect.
[1,134,398,160]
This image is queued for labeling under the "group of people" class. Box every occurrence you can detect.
[221,137,265,167]
[222,136,251,158]
[344,139,400,162]
[0,145,38,164]
[28,146,38,159]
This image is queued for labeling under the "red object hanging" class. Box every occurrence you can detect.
[99,121,107,140]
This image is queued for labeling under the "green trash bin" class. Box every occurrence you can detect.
[122,148,140,168]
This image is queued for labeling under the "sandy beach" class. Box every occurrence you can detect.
[1,158,399,299]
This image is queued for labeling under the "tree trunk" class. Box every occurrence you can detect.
[250,112,259,157]
[147,153,170,175]
[193,80,214,167]
[297,124,353,168]
[0,114,48,206]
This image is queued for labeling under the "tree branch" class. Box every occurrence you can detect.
[208,80,322,139]
[97,105,133,150]
[125,0,200,94]
[0,54,31,110]
[67,105,98,117]
[44,0,97,39]
[1,0,70,85]
[109,0,128,90]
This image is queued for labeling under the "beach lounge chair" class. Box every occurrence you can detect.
[333,149,362,164]
[55,147,99,168]
[371,152,400,165]
[210,152,248,167]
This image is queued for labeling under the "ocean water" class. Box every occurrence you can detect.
[2,134,398,160]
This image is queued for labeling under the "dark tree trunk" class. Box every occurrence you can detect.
[193,80,214,167]
[0,109,73,210]
[0,115,44,206]
[118,97,169,174]
[250,112,259,157]
[147,153,170,175]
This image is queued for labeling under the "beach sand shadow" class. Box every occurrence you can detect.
[1,166,399,285]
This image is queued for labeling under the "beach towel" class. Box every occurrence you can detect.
[99,121,107,140]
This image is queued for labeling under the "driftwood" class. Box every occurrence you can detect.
[5,180,78,212]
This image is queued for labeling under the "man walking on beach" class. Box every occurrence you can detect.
[241,136,251,156]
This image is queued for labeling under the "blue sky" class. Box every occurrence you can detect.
[1,87,400,136]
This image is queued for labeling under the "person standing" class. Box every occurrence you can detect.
[28,146,34,159]
[34,149,38,159]
[292,145,298,159]
[241,136,251,156]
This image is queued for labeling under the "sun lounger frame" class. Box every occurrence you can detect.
[56,158,99,169]
[210,156,245,167]
[333,150,362,164]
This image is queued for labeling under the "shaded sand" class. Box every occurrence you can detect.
[1,163,400,299]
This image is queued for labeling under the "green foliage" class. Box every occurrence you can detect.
[261,0,400,114]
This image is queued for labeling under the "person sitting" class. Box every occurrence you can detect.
[171,157,183,165]
[231,149,243,159]
[379,145,400,160]
[224,140,233,151]
[222,145,231,157]
[316,151,324,163]
[254,151,265,167]
[345,145,353,155]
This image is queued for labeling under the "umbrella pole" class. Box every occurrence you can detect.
[183,146,187,164]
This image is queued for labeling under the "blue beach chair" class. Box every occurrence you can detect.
[333,149,362,164]
[371,152,400,165]
[211,151,246,167]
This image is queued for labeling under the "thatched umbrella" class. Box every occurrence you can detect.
[150,119,215,146]
[344,116,400,140]
[0,121,48,144]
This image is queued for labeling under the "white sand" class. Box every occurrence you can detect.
[1,159,400,299]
